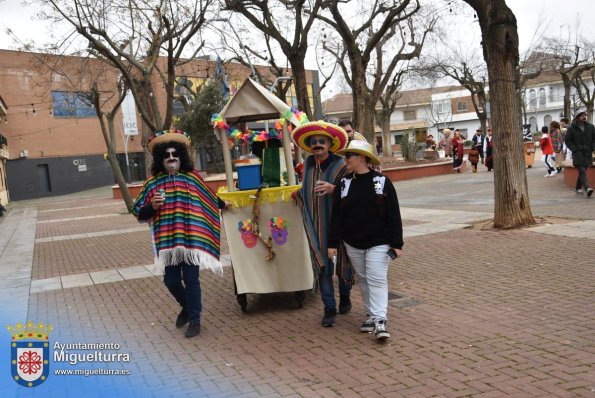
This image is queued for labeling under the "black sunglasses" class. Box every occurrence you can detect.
[344,152,359,159]
[309,138,328,146]
[165,150,179,158]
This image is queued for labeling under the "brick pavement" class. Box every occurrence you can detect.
[1,164,594,397]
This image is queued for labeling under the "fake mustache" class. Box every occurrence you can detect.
[312,146,324,150]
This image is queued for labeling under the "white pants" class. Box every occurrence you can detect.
[543,154,555,173]
[345,242,390,322]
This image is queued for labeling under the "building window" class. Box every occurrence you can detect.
[457,101,467,112]
[538,88,546,107]
[51,91,96,118]
[433,100,450,114]
[544,115,552,126]
[403,110,416,120]
[528,89,536,108]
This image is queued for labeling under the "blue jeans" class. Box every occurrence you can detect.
[163,262,201,324]
[319,258,351,310]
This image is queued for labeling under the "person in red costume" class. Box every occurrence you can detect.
[540,125,557,177]
[451,130,464,173]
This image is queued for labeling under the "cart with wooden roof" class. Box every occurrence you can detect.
[213,78,313,312]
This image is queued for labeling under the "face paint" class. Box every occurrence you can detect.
[163,148,181,173]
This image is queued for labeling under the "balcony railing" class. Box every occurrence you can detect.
[525,94,569,109]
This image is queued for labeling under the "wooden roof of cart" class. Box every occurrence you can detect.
[218,78,302,125]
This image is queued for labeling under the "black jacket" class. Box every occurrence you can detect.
[328,169,403,250]
[565,120,595,166]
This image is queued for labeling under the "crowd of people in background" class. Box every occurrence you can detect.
[430,111,593,196]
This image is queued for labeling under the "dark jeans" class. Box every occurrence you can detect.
[164,262,201,324]
[575,166,591,190]
[319,258,351,310]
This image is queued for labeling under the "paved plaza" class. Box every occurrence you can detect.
[0,163,593,397]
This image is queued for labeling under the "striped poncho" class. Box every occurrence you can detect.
[296,153,353,284]
[132,170,222,274]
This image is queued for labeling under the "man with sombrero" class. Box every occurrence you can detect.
[328,140,404,341]
[292,121,353,327]
[132,129,228,338]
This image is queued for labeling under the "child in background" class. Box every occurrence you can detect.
[540,126,557,177]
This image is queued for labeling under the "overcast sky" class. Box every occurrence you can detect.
[1,0,594,94]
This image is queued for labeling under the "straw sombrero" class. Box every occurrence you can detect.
[147,129,192,153]
[291,121,348,153]
[335,140,380,165]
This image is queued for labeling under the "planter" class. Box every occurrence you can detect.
[112,173,236,200]
[114,162,464,200]
[563,164,595,188]
[523,142,536,168]
[382,160,465,182]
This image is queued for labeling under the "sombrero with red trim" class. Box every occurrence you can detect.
[291,121,348,153]
[147,129,192,153]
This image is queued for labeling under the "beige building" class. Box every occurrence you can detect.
[322,86,460,149]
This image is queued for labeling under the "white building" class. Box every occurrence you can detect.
[322,69,593,153]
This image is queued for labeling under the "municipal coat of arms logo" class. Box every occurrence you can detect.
[7,321,53,387]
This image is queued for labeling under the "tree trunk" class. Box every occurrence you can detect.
[562,77,572,118]
[381,114,392,156]
[107,117,134,212]
[362,95,376,143]
[466,0,535,228]
[351,62,368,137]
[288,56,313,120]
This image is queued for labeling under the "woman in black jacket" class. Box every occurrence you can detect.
[327,140,404,342]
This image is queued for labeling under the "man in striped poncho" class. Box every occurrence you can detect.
[292,121,353,328]
[133,130,228,338]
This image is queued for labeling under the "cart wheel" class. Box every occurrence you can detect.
[237,294,248,312]
[527,165,532,168]
[295,291,305,308]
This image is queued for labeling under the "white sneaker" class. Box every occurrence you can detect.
[360,319,375,333]
[550,170,558,176]
[374,320,391,341]
[588,188,594,197]
[576,189,584,195]
[544,173,551,177]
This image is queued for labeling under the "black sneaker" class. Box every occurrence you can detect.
[185,322,201,338]
[321,308,336,327]
[176,308,189,328]
[338,296,352,315]
[375,320,390,341]
[360,319,375,333]
[587,188,594,197]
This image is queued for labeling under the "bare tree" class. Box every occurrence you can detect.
[377,70,405,156]
[541,35,594,118]
[38,0,215,164]
[316,0,435,142]
[223,0,322,119]
[461,0,535,228]
[426,99,453,138]
[429,49,490,134]
[574,64,595,120]
[90,80,135,210]
[216,29,293,102]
